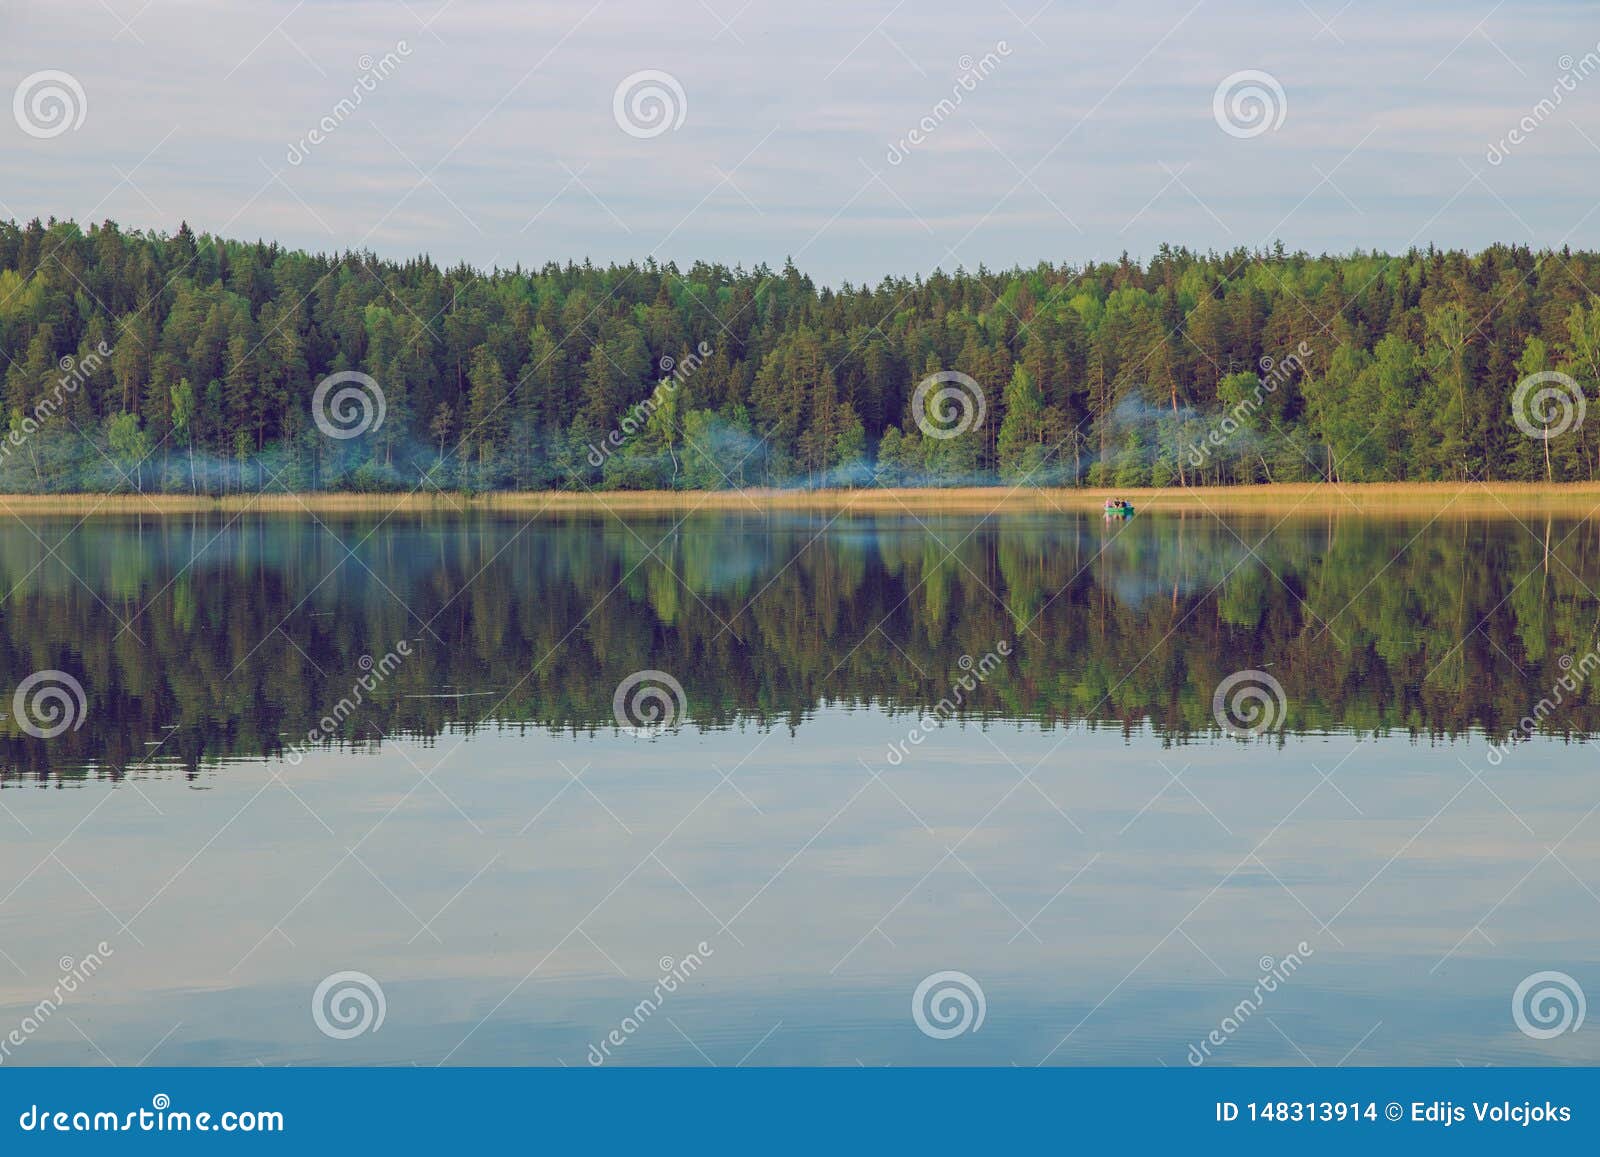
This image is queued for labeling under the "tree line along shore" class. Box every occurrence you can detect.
[5,218,1600,496]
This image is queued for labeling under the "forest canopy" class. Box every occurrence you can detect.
[4,217,1600,494]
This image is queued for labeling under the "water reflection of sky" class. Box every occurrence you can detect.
[3,710,1595,1066]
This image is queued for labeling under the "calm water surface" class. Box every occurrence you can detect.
[1,510,1597,1066]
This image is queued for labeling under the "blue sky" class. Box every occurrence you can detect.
[3,0,1598,283]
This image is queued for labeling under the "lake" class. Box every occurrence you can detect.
[1,507,1596,1066]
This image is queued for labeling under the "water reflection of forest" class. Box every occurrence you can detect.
[3,511,1598,782]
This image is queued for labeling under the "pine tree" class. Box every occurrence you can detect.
[467,347,510,486]
[997,365,1047,481]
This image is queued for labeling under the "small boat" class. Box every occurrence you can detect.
[1103,497,1135,519]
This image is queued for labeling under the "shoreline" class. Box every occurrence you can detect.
[3,482,1600,518]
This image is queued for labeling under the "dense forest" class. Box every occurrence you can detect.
[5,217,1600,493]
[4,511,1599,780]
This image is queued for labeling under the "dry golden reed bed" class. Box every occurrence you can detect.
[4,482,1600,519]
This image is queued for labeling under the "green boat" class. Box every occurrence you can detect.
[1103,498,1135,519]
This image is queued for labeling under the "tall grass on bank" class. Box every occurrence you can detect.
[5,482,1600,520]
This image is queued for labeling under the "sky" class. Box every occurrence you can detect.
[2,0,1599,284]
